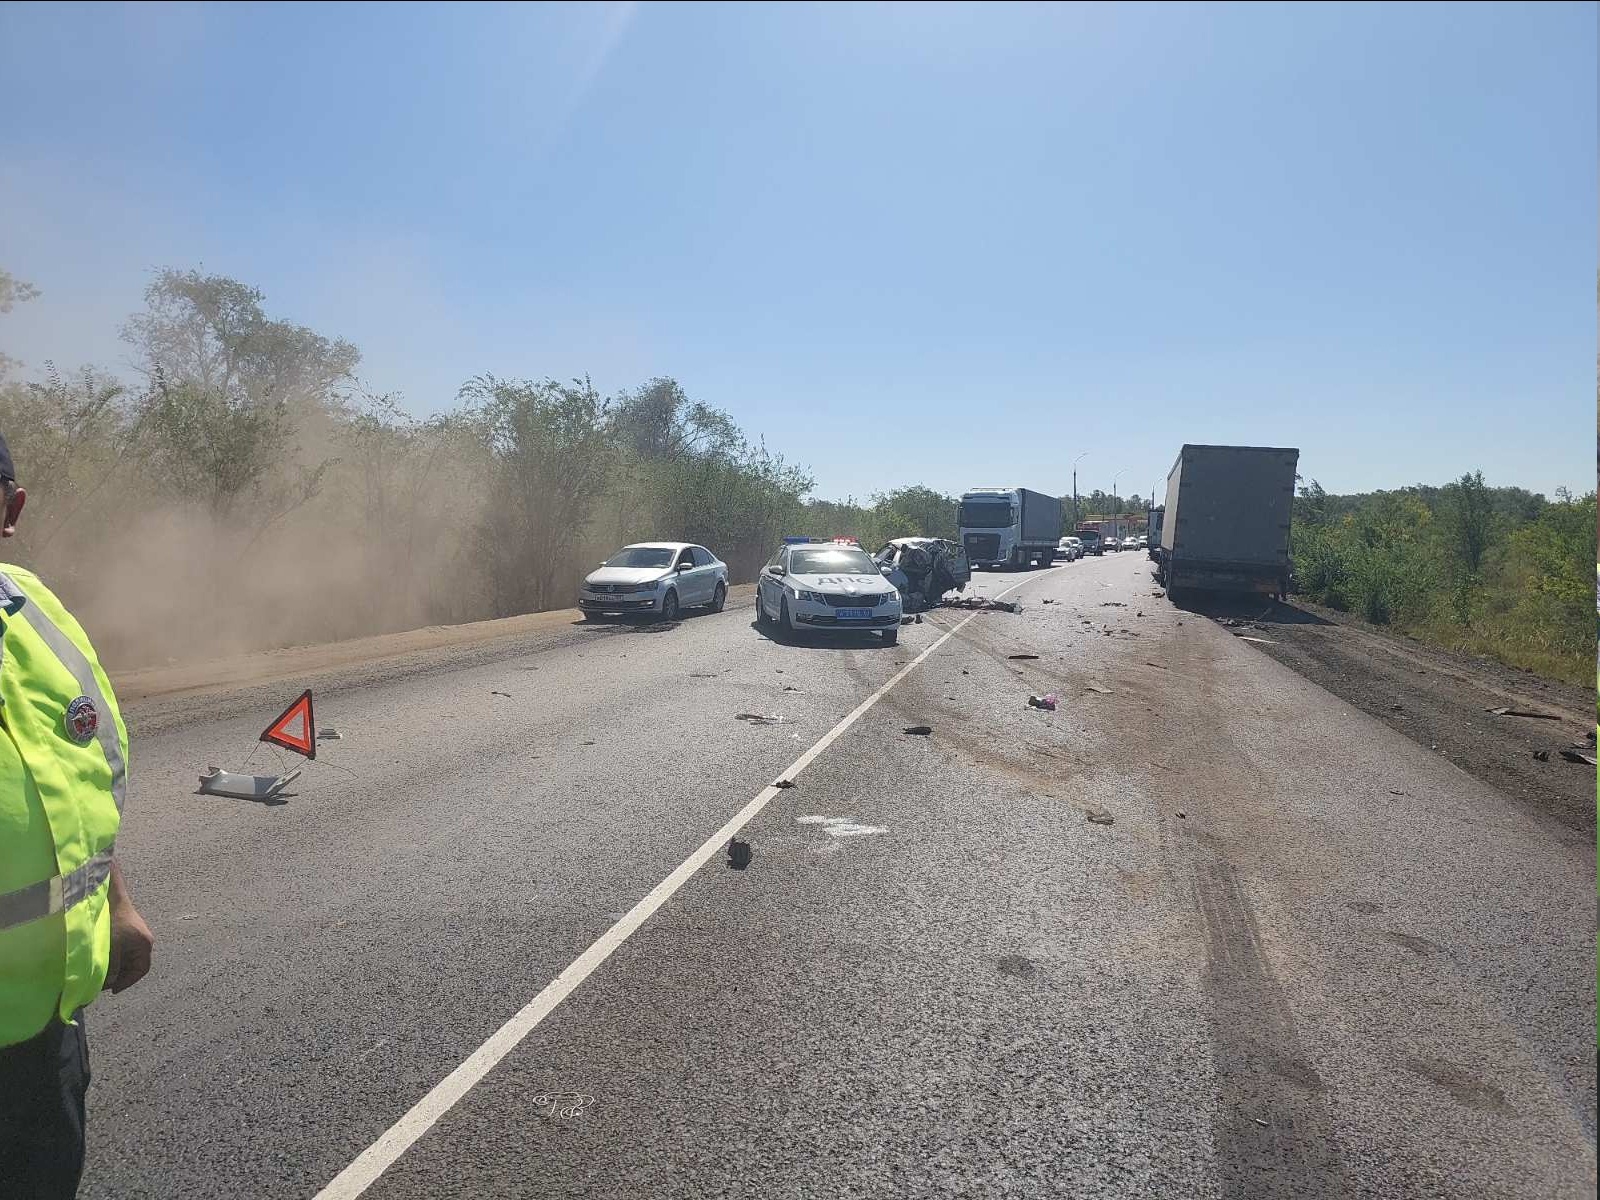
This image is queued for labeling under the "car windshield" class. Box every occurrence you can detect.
[790,547,879,575]
[604,547,674,568]
[958,500,1014,528]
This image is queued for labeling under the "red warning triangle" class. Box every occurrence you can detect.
[261,689,316,759]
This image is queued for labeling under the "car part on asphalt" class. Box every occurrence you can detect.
[726,837,753,869]
[941,596,1022,613]
[198,766,302,800]
[1086,807,1115,825]
[903,725,933,735]
[1027,694,1058,711]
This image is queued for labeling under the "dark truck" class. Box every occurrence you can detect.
[1155,445,1299,600]
[1145,506,1164,560]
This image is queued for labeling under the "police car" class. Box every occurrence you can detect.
[755,537,904,644]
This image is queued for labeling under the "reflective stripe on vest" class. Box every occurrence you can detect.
[0,847,114,931]
[12,595,127,815]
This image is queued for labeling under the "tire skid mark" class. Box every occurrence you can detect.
[1192,857,1347,1198]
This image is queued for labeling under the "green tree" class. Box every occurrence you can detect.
[464,374,615,614]
[0,267,40,380]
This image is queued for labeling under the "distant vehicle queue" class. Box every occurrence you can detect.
[579,520,1142,644]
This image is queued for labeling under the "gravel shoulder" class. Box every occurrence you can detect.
[1179,592,1596,834]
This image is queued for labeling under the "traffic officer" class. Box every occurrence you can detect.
[0,431,154,1198]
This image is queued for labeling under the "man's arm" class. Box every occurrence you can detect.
[105,859,154,994]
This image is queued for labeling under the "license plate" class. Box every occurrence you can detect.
[836,608,873,620]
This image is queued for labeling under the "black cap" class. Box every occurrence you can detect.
[0,432,12,485]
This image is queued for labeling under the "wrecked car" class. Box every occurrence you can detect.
[872,537,972,612]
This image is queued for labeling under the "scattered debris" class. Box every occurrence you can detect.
[901,615,915,625]
[1145,661,1168,671]
[1084,683,1112,694]
[1027,694,1058,711]
[942,596,1022,614]
[914,614,923,623]
[1238,636,1278,645]
[199,766,301,801]
[773,779,797,789]
[1252,1118,1270,1128]
[1389,703,1403,712]
[1533,750,1550,762]
[1387,789,1409,796]
[781,684,803,692]
[580,740,596,746]
[316,727,344,741]
[726,837,753,869]
[1176,811,1186,819]
[689,672,719,678]
[1007,653,1040,660]
[1135,611,1144,617]
[1100,602,1126,608]
[489,690,512,697]
[1485,707,1560,720]
[1086,807,1114,826]
[1558,749,1597,766]
[903,725,933,735]
[735,713,785,725]
[1042,598,1056,604]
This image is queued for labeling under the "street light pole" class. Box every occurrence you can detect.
[1072,452,1088,529]
[1112,468,1129,539]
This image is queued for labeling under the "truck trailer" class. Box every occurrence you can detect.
[1156,445,1299,599]
[959,488,1063,569]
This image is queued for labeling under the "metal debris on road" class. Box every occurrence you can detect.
[1558,749,1597,766]
[1485,706,1560,720]
[1008,653,1040,660]
[489,690,512,697]
[735,712,785,725]
[198,766,302,801]
[1027,694,1058,711]
[1253,1118,1270,1128]
[941,596,1022,614]
[316,727,344,740]
[1145,662,1168,671]
[726,837,753,869]
[1238,636,1278,645]
[1086,807,1114,825]
[773,779,796,789]
[903,725,934,735]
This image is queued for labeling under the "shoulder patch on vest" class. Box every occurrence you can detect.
[64,695,99,744]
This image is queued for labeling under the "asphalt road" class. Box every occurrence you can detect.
[81,553,1596,1199]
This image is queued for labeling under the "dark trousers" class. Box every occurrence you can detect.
[0,1015,90,1200]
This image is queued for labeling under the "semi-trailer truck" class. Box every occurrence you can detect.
[1156,445,1299,599]
[959,488,1063,570]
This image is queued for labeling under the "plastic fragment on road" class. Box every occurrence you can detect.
[798,815,889,838]
[773,779,796,789]
[1485,706,1560,720]
[1026,694,1058,711]
[726,837,753,869]
[260,689,316,759]
[1237,636,1277,645]
[199,766,302,800]
[735,712,785,725]
[1008,653,1040,660]
[1558,748,1597,766]
[316,727,344,741]
[903,725,933,735]
[1086,807,1114,825]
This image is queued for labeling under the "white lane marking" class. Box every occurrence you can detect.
[313,569,1049,1200]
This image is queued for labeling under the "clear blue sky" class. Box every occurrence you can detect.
[1,1,1594,504]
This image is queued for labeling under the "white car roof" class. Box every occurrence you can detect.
[620,541,694,552]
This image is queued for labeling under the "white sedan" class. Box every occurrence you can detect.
[579,542,728,621]
[756,541,903,644]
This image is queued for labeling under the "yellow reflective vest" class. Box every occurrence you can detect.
[0,564,125,1047]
